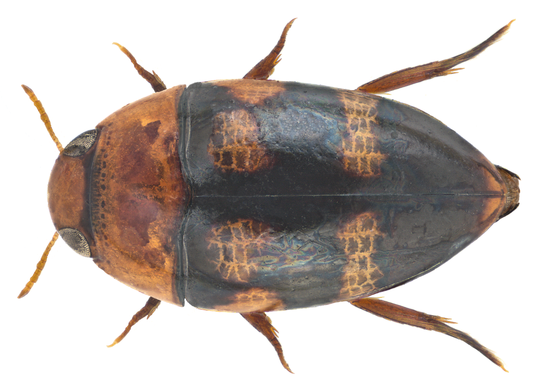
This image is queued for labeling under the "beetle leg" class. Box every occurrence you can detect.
[350,297,507,371]
[243,19,296,80]
[357,20,514,94]
[113,43,167,92]
[107,297,161,347]
[241,312,293,373]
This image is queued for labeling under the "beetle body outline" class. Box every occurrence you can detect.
[21,19,519,373]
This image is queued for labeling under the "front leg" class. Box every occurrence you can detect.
[113,43,167,92]
[108,297,161,347]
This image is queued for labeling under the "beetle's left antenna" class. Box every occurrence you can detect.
[18,232,59,298]
[21,85,64,153]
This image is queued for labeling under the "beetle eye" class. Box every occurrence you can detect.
[58,228,91,257]
[63,129,98,157]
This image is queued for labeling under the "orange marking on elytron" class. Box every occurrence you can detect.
[208,109,273,173]
[338,91,386,176]
[213,79,285,105]
[478,167,506,225]
[337,212,384,299]
[213,288,285,313]
[478,197,504,229]
[207,219,269,283]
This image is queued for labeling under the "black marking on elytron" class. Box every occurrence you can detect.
[179,189,493,310]
[176,81,505,308]
[195,193,504,198]
[179,81,502,200]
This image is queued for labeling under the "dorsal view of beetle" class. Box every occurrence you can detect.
[20,19,519,373]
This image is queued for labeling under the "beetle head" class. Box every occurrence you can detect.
[48,129,100,257]
[496,165,520,219]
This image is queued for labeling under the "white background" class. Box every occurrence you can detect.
[2,1,542,389]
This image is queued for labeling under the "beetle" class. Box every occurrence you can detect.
[20,19,519,373]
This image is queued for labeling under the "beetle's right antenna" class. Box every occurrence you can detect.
[21,85,64,153]
[18,232,59,298]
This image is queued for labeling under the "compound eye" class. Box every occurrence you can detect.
[58,228,91,257]
[63,129,98,157]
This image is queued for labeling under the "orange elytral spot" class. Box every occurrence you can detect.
[477,167,507,226]
[337,212,384,299]
[338,91,385,176]
[207,219,269,283]
[208,109,273,173]
[213,288,284,313]
[213,79,285,105]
